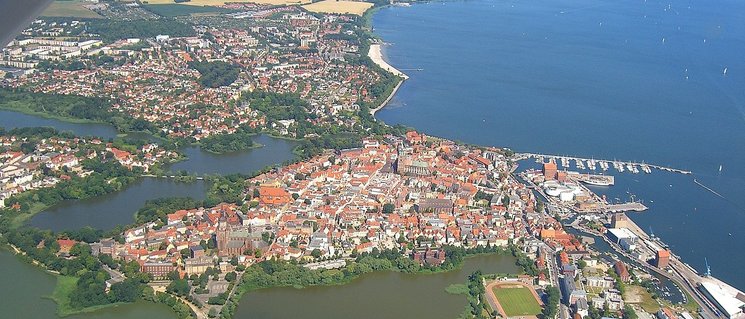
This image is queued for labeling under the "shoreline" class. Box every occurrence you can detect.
[369,78,404,116]
[368,43,408,115]
[368,43,409,79]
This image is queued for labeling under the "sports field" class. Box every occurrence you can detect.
[492,286,542,316]
[302,0,373,16]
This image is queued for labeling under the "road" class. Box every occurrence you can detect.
[102,265,126,286]
[575,223,719,319]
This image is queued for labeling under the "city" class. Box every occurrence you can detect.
[0,1,743,319]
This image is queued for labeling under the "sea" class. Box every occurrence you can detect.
[373,0,745,290]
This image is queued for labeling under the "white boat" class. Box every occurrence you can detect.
[576,159,585,170]
[723,67,728,76]
[641,165,651,174]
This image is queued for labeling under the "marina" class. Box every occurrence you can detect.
[520,168,648,215]
[516,152,692,175]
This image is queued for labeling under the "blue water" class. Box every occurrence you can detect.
[373,0,745,289]
[0,110,118,139]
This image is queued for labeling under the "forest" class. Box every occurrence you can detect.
[199,131,256,154]
[0,88,153,133]
[188,60,240,88]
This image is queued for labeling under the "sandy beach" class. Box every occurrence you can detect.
[368,44,408,115]
[368,44,409,79]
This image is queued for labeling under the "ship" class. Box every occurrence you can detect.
[582,176,614,186]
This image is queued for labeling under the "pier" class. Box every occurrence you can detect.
[515,152,692,175]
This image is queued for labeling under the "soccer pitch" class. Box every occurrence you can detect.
[492,286,542,316]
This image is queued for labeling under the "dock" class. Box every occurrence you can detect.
[515,153,692,175]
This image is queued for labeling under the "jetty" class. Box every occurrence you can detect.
[515,152,692,175]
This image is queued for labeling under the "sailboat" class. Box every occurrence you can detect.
[723,67,728,76]
[719,165,723,173]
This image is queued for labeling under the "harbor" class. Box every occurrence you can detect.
[516,152,692,175]
[520,163,648,215]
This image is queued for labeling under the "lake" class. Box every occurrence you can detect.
[169,134,298,175]
[28,178,207,232]
[0,110,298,176]
[234,254,520,319]
[0,249,177,319]
[1,110,297,231]
[0,110,119,139]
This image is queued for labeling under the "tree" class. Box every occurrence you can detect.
[189,60,240,88]
[536,199,545,213]
[167,270,181,281]
[108,278,142,303]
[382,203,395,214]
[311,249,322,259]
[623,305,638,319]
[224,271,237,282]
[577,259,587,269]
[166,279,190,297]
[262,232,273,244]
[180,248,191,260]
[69,242,91,256]
[542,285,560,319]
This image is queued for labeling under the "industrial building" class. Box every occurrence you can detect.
[606,228,638,251]
[698,277,745,319]
[654,249,670,268]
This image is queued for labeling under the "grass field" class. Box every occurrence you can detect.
[624,285,661,313]
[144,0,311,6]
[49,275,125,316]
[41,0,103,18]
[143,4,232,16]
[445,284,470,295]
[493,286,543,316]
[302,0,374,16]
[50,275,78,316]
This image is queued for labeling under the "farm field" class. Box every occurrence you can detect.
[143,4,232,16]
[41,0,103,18]
[302,0,373,16]
[144,0,311,6]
